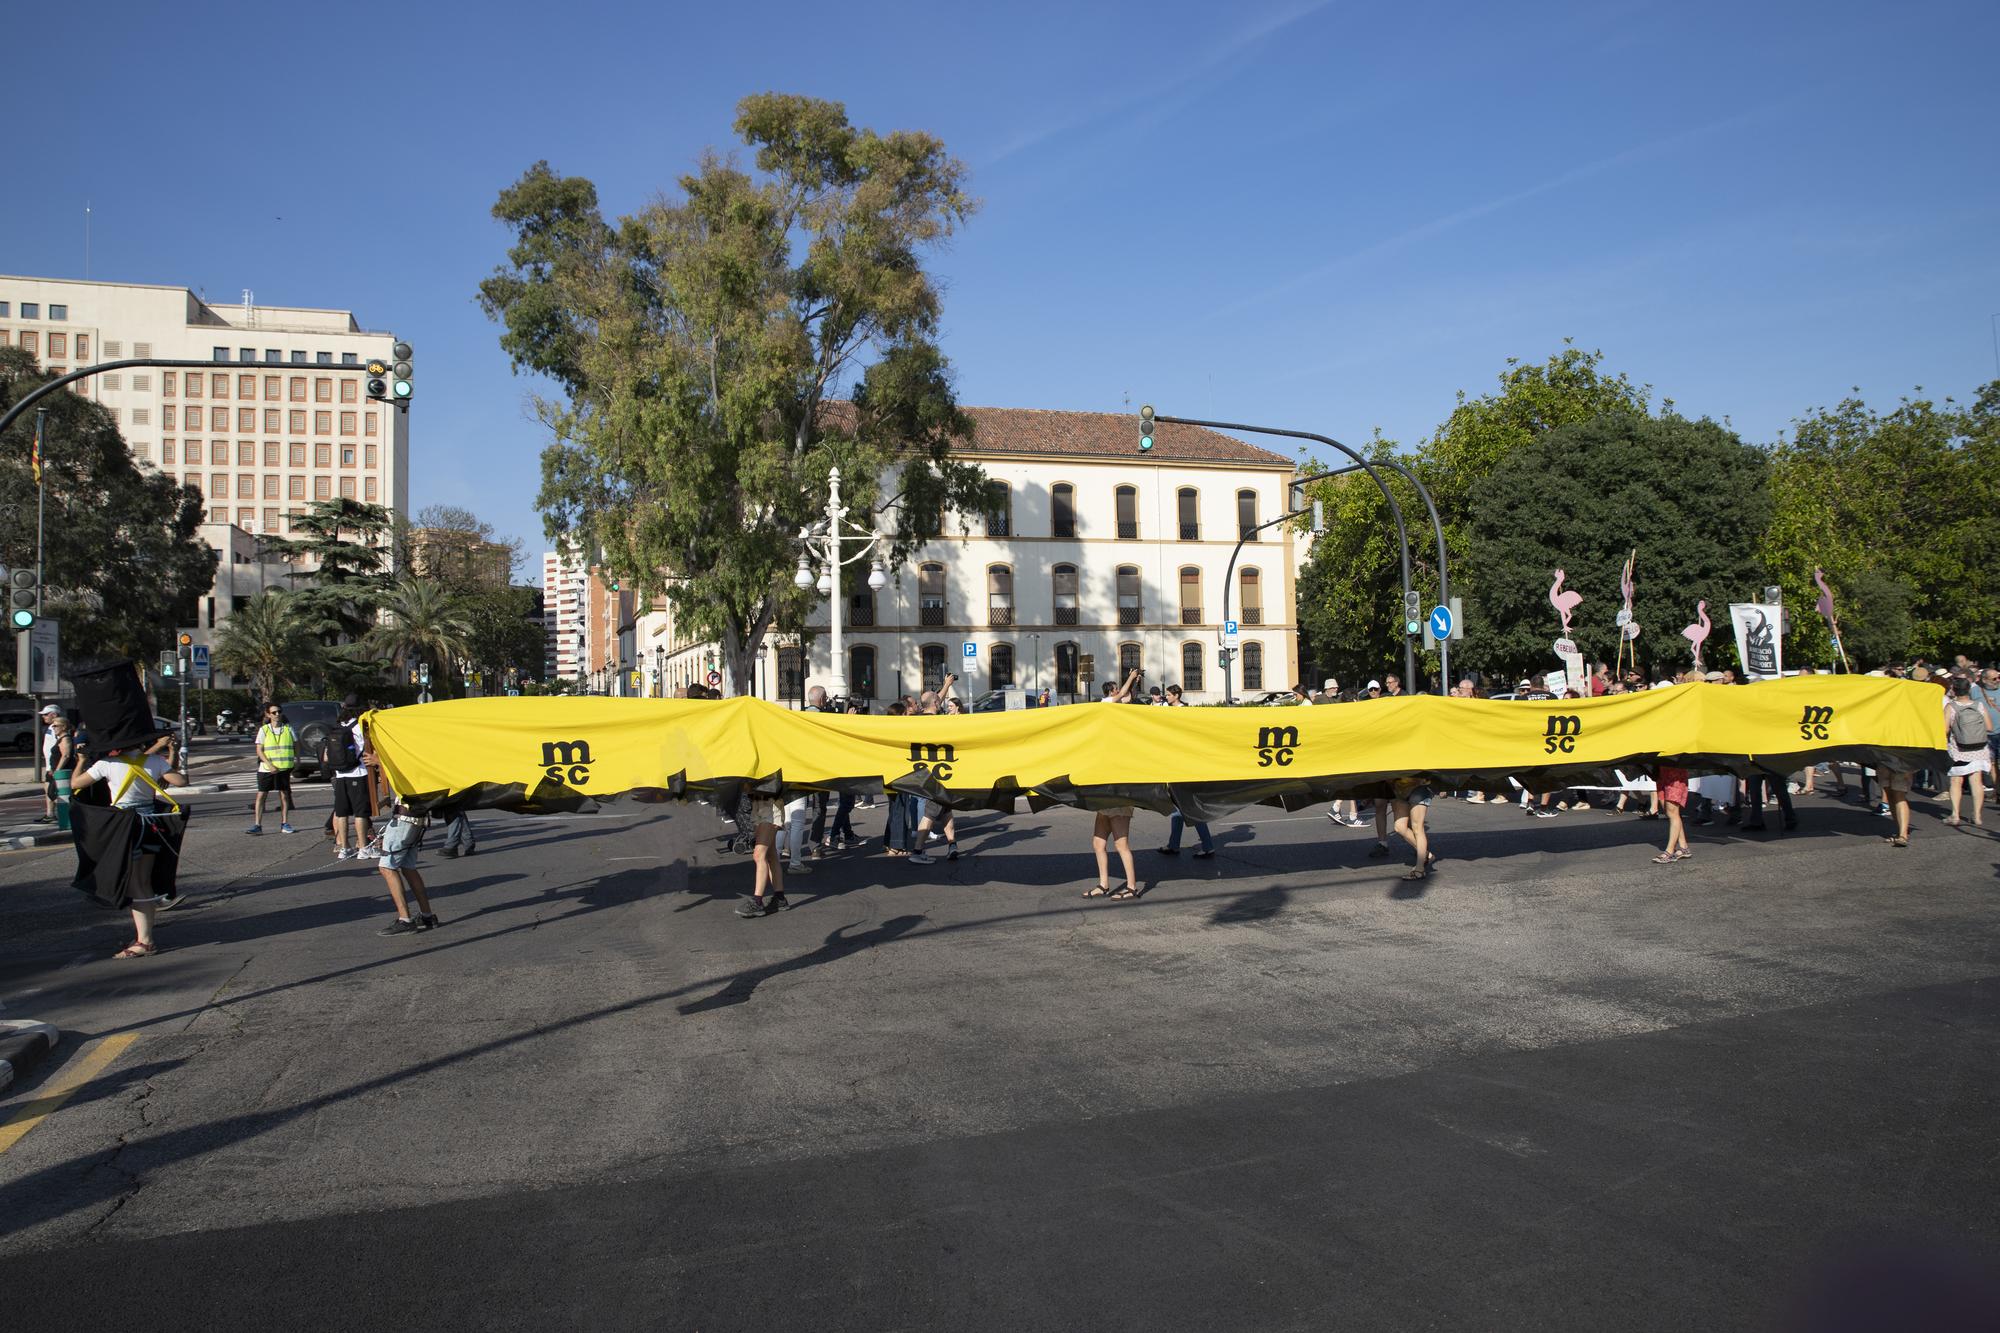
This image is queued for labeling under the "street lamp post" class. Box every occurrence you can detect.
[794,466,888,700]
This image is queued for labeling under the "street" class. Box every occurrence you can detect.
[0,774,1995,1329]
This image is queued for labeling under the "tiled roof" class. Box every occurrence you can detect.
[958,407,1295,466]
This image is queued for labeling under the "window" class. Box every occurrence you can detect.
[341,352,358,366]
[211,407,228,430]
[341,446,355,466]
[237,475,254,498]
[237,374,255,399]
[265,350,282,364]
[129,441,148,462]
[289,377,306,401]
[1243,642,1265,690]
[211,374,228,397]
[47,332,66,358]
[1182,642,1205,692]
[1240,568,1263,624]
[238,507,254,528]
[289,476,305,499]
[133,342,151,358]
[103,372,122,390]
[1049,481,1077,538]
[1119,642,1141,679]
[340,411,356,436]
[987,565,1013,626]
[1179,566,1202,624]
[132,408,150,426]
[1116,485,1138,539]
[1055,642,1079,696]
[184,440,203,464]
[237,408,255,432]
[263,475,279,499]
[239,348,255,364]
[1117,565,1141,625]
[264,376,280,400]
[132,374,150,391]
[340,378,357,403]
[162,372,175,396]
[1178,487,1200,541]
[984,481,1010,537]
[48,304,66,320]
[209,508,226,525]
[339,478,356,499]
[21,303,39,319]
[364,444,377,467]
[263,409,280,432]
[848,586,875,627]
[264,507,279,530]
[920,644,947,690]
[291,350,306,364]
[1053,564,1079,625]
[315,378,332,402]
[317,351,332,366]
[73,335,88,360]
[289,410,306,433]
[263,441,279,465]
[364,412,378,436]
[365,477,377,501]
[162,441,177,464]
[211,472,227,497]
[17,331,36,356]
[315,443,331,467]
[314,477,331,499]
[0,302,8,317]
[289,443,306,466]
[918,563,946,626]
[314,411,331,434]
[1238,489,1259,541]
[184,372,201,398]
[213,346,229,361]
[848,645,876,698]
[991,643,1015,688]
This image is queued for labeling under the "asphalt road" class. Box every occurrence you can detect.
[0,775,1996,1330]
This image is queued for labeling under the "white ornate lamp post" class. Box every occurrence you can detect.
[794,466,888,699]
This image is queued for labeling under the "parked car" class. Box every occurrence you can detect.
[279,701,343,779]
[970,688,1038,712]
[0,705,36,754]
[1249,690,1299,706]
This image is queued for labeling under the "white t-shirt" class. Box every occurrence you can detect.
[87,756,172,809]
[334,721,368,781]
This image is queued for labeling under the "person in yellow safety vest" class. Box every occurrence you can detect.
[247,703,299,835]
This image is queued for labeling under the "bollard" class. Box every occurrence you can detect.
[53,767,72,831]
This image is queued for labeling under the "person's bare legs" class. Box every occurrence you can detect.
[1373,800,1390,848]
[1392,801,1428,870]
[1110,815,1138,890]
[751,822,782,901]
[381,866,412,918]
[1663,801,1686,856]
[1889,789,1911,841]
[1091,813,1112,890]
[402,867,433,916]
[125,902,156,951]
[1971,773,1987,827]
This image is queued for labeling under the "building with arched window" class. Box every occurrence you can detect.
[636,407,1301,703]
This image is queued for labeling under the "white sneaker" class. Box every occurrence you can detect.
[336,849,356,860]
[359,847,383,859]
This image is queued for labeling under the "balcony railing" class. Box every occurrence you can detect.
[920,606,945,627]
[849,604,875,627]
[1181,607,1202,625]
[1118,607,1141,626]
[1116,521,1138,540]
[988,607,1014,627]
[1054,606,1079,625]
[1053,521,1076,538]
[1179,523,1200,541]
[1242,608,1262,625]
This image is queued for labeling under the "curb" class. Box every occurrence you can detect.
[0,1021,60,1094]
[1,784,232,848]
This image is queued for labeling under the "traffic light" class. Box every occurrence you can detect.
[1402,588,1422,636]
[8,567,37,619]
[365,357,390,402]
[178,632,193,649]
[390,341,414,405]
[1310,499,1326,535]
[1138,405,1155,453]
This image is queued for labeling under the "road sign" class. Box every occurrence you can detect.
[1223,618,1240,645]
[21,618,59,694]
[159,650,176,678]
[1428,605,1453,641]
[1424,596,1464,646]
[190,643,211,682]
[962,641,977,660]
[706,669,722,686]
[630,671,643,688]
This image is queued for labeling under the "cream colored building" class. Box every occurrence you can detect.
[633,408,1302,703]
[0,275,411,676]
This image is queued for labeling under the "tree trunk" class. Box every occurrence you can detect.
[723,621,757,698]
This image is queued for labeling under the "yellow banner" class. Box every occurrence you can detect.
[365,677,1943,818]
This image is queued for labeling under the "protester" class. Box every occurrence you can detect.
[909,675,962,865]
[43,714,78,820]
[72,732,188,956]
[1653,761,1691,863]
[1879,766,1914,846]
[437,808,477,858]
[737,791,792,917]
[1943,677,1989,828]
[36,704,65,822]
[328,700,375,860]
[1389,777,1436,881]
[246,702,299,835]
[374,800,440,936]
[1155,685,1214,858]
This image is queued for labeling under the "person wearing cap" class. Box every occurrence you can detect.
[1364,680,1382,697]
[36,704,65,822]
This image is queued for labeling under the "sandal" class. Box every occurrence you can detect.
[114,940,156,959]
[1109,883,1141,899]
[1083,883,1110,898]
[1651,851,1678,864]
[1889,834,1908,848]
[1672,848,1692,860]
[1401,866,1427,880]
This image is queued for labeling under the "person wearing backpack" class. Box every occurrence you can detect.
[327,701,376,860]
[246,703,300,835]
[1943,676,1989,828]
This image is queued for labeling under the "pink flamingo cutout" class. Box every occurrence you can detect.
[1680,600,1710,667]
[1548,569,1582,636]
[1619,551,1636,620]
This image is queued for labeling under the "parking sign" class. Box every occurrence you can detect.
[962,641,978,660]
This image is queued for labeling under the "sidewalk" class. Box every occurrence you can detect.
[2,751,244,848]
[0,745,246,800]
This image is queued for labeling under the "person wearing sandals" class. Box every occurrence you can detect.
[1081,667,1144,900]
[72,735,188,957]
[737,793,794,918]
[1389,777,1437,881]
[1942,677,1989,828]
[1652,764,1692,863]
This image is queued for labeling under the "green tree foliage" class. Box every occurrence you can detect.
[0,349,217,667]
[212,590,317,702]
[479,93,989,691]
[460,585,546,686]
[1297,345,1648,683]
[1468,413,1770,677]
[1762,385,1998,665]
[367,578,475,693]
[259,497,394,644]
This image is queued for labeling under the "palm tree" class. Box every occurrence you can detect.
[213,590,317,702]
[368,577,475,693]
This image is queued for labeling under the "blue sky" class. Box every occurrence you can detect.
[10,0,1997,572]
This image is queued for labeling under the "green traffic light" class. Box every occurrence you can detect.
[10,609,32,629]
[393,380,413,398]
[1139,434,1154,451]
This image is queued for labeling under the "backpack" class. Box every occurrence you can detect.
[322,724,361,772]
[1950,703,1989,749]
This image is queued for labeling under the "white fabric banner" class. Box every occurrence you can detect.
[1728,603,1784,680]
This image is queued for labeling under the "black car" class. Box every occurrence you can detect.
[279,701,343,780]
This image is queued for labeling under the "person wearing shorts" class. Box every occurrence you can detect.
[1653,765,1692,863]
[1878,768,1913,846]
[374,804,438,937]
[248,704,298,834]
[737,795,791,918]
[1390,778,1435,881]
[1086,804,1140,899]
[330,705,374,861]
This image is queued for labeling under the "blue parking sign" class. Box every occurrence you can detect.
[962,641,977,659]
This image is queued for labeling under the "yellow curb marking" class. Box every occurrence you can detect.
[0,1032,139,1155]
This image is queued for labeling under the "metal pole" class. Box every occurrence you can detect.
[1220,504,1310,704]
[31,410,46,785]
[826,467,848,698]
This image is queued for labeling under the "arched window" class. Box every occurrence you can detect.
[1181,642,1205,693]
[921,644,947,689]
[984,481,1011,537]
[919,562,946,626]
[1177,486,1200,541]
[1055,641,1080,696]
[1119,642,1141,679]
[848,585,875,627]
[1117,565,1141,625]
[1053,564,1079,625]
[1052,482,1076,538]
[991,642,1015,688]
[1237,489,1259,541]
[1179,566,1203,624]
[1240,567,1263,625]
[1115,485,1138,540]
[987,565,1014,626]
[848,645,876,698]
[1242,641,1264,690]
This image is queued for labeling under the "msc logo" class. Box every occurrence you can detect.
[909,741,957,782]
[1799,705,1834,741]
[1256,724,1299,767]
[1543,714,1583,754]
[540,739,592,787]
